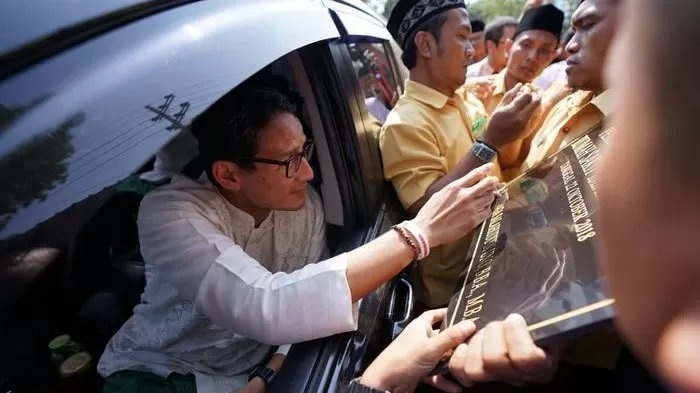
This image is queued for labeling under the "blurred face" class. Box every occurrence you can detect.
[599,1,700,388]
[215,112,314,212]
[506,30,558,83]
[418,8,474,91]
[469,31,486,62]
[487,26,516,72]
[566,0,619,91]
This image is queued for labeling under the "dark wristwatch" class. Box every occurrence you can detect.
[471,140,498,164]
[347,378,390,393]
[249,365,276,387]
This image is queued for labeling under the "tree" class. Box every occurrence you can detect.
[0,111,83,232]
[468,0,527,22]
[383,0,399,18]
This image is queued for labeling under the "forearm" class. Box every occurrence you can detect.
[345,229,415,302]
[498,139,526,169]
[407,154,483,216]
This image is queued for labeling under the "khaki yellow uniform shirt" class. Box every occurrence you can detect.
[521,90,614,172]
[464,69,510,115]
[379,80,499,307]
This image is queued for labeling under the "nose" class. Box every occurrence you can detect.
[465,41,475,60]
[526,48,537,62]
[566,36,580,55]
[297,156,314,182]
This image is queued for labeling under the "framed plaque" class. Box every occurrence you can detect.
[442,123,615,347]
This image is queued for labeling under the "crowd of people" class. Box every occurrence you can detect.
[95,0,700,392]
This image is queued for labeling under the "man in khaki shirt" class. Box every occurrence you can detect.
[465,4,565,115]
[512,0,619,177]
[382,0,540,308]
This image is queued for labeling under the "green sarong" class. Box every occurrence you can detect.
[102,370,196,393]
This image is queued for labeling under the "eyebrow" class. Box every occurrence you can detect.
[572,10,599,27]
[280,139,307,157]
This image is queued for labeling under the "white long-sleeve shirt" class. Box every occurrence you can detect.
[98,175,358,392]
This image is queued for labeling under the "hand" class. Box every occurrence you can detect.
[481,83,541,150]
[238,377,266,393]
[448,314,559,387]
[360,309,477,393]
[472,81,495,106]
[412,163,499,247]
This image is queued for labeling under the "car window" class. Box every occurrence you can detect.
[347,42,400,124]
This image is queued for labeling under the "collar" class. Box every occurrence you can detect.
[202,175,274,231]
[492,69,508,96]
[590,90,614,117]
[404,79,451,109]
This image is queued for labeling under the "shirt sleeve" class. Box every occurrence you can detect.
[137,189,358,346]
[379,121,446,208]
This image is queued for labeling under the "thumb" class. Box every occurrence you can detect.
[501,83,523,106]
[428,320,477,356]
[454,163,495,188]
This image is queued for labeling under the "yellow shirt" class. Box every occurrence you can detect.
[379,80,498,307]
[464,69,509,115]
[521,90,614,172]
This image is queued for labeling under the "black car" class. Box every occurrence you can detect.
[0,1,415,392]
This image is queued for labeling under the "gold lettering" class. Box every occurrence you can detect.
[463,304,483,318]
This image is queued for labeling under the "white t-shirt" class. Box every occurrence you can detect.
[98,175,358,392]
[467,57,495,78]
[534,60,568,91]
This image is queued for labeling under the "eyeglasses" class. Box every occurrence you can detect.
[236,140,314,178]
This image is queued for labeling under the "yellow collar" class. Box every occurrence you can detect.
[404,79,451,109]
[492,69,508,96]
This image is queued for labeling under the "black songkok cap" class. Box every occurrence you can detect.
[514,4,565,42]
[387,0,467,49]
[471,19,485,33]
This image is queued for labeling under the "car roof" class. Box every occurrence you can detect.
[0,0,150,56]
[0,0,386,58]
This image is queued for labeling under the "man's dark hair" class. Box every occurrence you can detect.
[471,19,485,33]
[648,0,700,182]
[191,86,297,181]
[484,16,518,47]
[401,12,449,69]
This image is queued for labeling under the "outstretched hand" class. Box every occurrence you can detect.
[359,309,477,393]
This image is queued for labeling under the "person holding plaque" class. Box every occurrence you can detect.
[381,0,542,311]
[504,0,618,179]
[351,0,700,392]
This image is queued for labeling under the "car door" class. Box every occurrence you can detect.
[270,9,414,393]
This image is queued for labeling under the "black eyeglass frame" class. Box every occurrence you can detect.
[234,140,314,178]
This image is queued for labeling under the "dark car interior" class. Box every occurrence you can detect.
[0,28,411,391]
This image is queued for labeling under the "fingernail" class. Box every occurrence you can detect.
[505,313,523,324]
[459,320,476,334]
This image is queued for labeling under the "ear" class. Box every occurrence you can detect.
[211,160,245,191]
[485,40,496,54]
[656,290,700,392]
[414,31,436,59]
[504,38,514,52]
[550,47,562,63]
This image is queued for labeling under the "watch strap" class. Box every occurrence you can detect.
[348,378,390,393]
[249,365,276,387]
[471,141,497,164]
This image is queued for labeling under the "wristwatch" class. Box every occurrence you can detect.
[471,140,498,164]
[249,365,276,388]
[347,378,390,393]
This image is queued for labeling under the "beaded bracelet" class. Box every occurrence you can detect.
[392,221,430,260]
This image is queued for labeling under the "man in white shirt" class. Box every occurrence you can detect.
[466,17,518,78]
[98,84,521,393]
[99,87,347,393]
